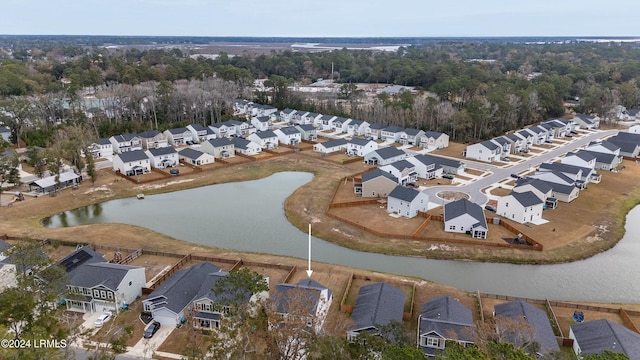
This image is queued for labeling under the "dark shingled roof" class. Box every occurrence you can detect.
[368,123,386,130]
[97,138,111,145]
[492,136,510,146]
[419,295,475,355]
[167,127,189,135]
[479,140,499,150]
[539,162,583,176]
[117,149,148,163]
[383,125,404,133]
[178,147,205,160]
[565,151,596,163]
[296,124,316,131]
[111,133,139,142]
[348,137,373,146]
[207,138,233,147]
[138,130,162,139]
[494,301,560,353]
[444,198,486,227]
[277,126,300,135]
[320,114,335,121]
[318,138,348,149]
[388,185,422,202]
[188,124,208,131]
[388,159,414,171]
[147,147,177,156]
[412,154,463,169]
[506,133,522,142]
[350,282,405,332]
[403,128,422,136]
[231,137,254,150]
[588,140,620,153]
[579,150,618,165]
[68,262,140,290]
[571,319,640,359]
[255,116,270,123]
[274,279,331,315]
[254,130,277,139]
[608,136,639,154]
[373,146,405,160]
[510,191,544,207]
[361,168,398,183]
[514,177,553,195]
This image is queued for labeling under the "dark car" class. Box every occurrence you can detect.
[442,174,454,179]
[484,205,497,212]
[510,173,521,179]
[144,321,161,339]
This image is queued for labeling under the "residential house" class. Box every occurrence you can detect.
[253,104,277,118]
[346,138,378,157]
[209,121,237,138]
[89,138,114,159]
[513,178,557,209]
[444,198,488,239]
[561,151,597,170]
[516,130,535,150]
[578,150,621,171]
[290,110,308,125]
[465,141,501,162]
[622,109,640,122]
[345,119,369,136]
[364,147,407,166]
[190,270,233,330]
[317,115,336,131]
[330,117,350,133]
[538,162,599,184]
[418,296,475,357]
[539,119,566,138]
[569,319,640,360]
[357,168,398,197]
[233,99,252,115]
[491,137,513,159]
[525,175,579,203]
[251,116,272,131]
[232,137,262,156]
[145,146,179,169]
[28,170,81,194]
[279,108,297,123]
[497,191,544,224]
[295,124,318,141]
[380,160,418,186]
[60,246,145,314]
[406,154,443,180]
[347,282,405,340]
[400,128,425,146]
[585,140,621,156]
[274,126,302,145]
[525,126,551,145]
[143,262,224,326]
[200,138,235,159]
[138,130,168,150]
[273,279,333,333]
[505,133,526,153]
[608,133,640,158]
[494,300,560,355]
[420,131,449,150]
[387,185,428,218]
[178,148,215,166]
[313,138,348,154]
[365,123,386,140]
[112,149,151,176]
[109,134,142,154]
[164,127,193,146]
[572,114,600,129]
[301,112,321,125]
[628,124,640,134]
[248,130,279,149]
[380,126,405,143]
[186,124,215,143]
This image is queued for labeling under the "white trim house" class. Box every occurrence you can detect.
[112,150,151,176]
[444,198,487,239]
[145,147,179,169]
[387,185,428,218]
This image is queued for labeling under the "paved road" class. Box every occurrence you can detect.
[421,129,619,205]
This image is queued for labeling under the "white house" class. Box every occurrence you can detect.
[444,198,487,239]
[465,141,501,162]
[628,124,640,134]
[274,126,302,145]
[178,147,215,166]
[491,137,513,158]
[365,123,386,140]
[345,119,369,136]
[512,178,557,209]
[186,124,216,143]
[585,140,621,156]
[248,130,279,149]
[232,137,262,156]
[112,149,151,176]
[145,146,179,169]
[164,127,193,146]
[364,147,407,166]
[504,133,526,153]
[406,154,443,180]
[313,138,348,154]
[380,160,418,186]
[60,247,146,314]
[279,108,297,123]
[346,138,378,157]
[209,121,237,138]
[380,126,405,143]
[200,138,235,159]
[317,115,336,131]
[330,117,350,133]
[295,124,318,141]
[497,191,544,224]
[273,279,333,333]
[109,134,142,154]
[138,130,169,150]
[387,185,428,218]
[251,116,272,131]
[358,169,398,198]
[420,131,449,150]
[290,110,309,125]
[572,114,600,129]
[400,128,425,146]
[89,138,114,159]
[301,112,321,125]
[561,151,596,169]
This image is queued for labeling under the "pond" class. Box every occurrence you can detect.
[43,171,640,303]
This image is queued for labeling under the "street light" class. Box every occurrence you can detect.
[143,97,158,130]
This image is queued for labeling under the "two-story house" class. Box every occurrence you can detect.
[274,126,302,146]
[109,134,143,154]
[164,127,193,146]
[112,149,151,176]
[138,130,169,150]
[145,146,179,169]
[200,138,235,159]
[387,185,428,218]
[248,130,279,149]
[444,198,487,239]
[89,138,114,159]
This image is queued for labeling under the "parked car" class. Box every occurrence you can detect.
[485,205,497,212]
[143,321,161,338]
[442,174,454,179]
[510,173,521,179]
[94,312,112,327]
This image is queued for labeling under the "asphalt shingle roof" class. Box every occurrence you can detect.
[423,131,445,139]
[207,138,233,147]
[167,127,189,135]
[571,319,640,359]
[494,300,560,353]
[296,124,316,131]
[444,198,485,226]
[361,168,398,183]
[148,147,177,156]
[178,147,205,160]
[419,295,475,355]
[350,282,405,331]
[254,130,277,139]
[348,138,372,146]
[231,137,254,150]
[373,146,405,160]
[388,185,422,202]
[510,191,544,207]
[277,126,300,135]
[318,138,348,149]
[388,159,414,171]
[274,279,331,314]
[116,149,148,163]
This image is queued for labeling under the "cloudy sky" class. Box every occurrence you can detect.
[2,0,639,37]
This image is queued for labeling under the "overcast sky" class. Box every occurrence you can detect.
[2,0,639,37]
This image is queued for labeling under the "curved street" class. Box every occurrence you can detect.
[420,129,619,205]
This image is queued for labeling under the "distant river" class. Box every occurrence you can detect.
[43,172,640,303]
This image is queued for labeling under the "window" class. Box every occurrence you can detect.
[505,202,508,207]
[93,289,100,298]
[107,292,114,300]
[100,290,107,299]
[129,281,132,286]
[449,225,456,231]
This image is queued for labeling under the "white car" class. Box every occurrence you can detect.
[94,312,112,327]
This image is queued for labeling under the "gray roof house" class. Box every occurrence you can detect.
[607,135,640,158]
[347,282,406,340]
[418,295,475,357]
[178,147,215,166]
[143,262,223,326]
[578,150,621,171]
[112,149,151,176]
[494,300,560,355]
[538,161,599,184]
[313,138,348,154]
[364,147,407,166]
[569,319,640,360]
[465,140,501,162]
[357,168,399,198]
[444,198,488,239]
[200,138,235,159]
[145,146,178,169]
[497,191,544,225]
[387,185,428,218]
[273,279,333,333]
[60,246,146,314]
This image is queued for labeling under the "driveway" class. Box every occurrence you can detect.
[127,324,175,359]
[421,129,619,205]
